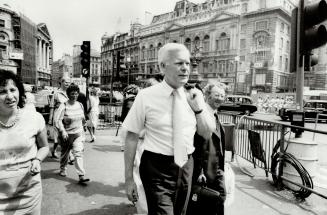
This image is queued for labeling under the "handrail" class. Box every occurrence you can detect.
[219,111,327,135]
[313,113,327,140]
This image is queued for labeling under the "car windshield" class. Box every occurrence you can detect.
[35,93,51,107]
[316,102,327,109]
[304,101,327,109]
[225,96,252,104]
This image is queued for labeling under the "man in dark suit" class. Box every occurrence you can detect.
[188,83,226,215]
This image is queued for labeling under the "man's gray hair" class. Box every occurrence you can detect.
[203,82,226,100]
[158,43,190,65]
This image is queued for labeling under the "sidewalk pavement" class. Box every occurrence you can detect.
[43,127,327,215]
[225,153,327,215]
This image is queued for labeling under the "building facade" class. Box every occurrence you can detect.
[137,0,296,94]
[36,23,52,86]
[72,44,101,86]
[100,22,141,90]
[90,49,101,86]
[0,3,52,87]
[51,54,73,87]
[0,5,24,75]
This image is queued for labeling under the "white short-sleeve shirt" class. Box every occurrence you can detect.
[122,80,197,156]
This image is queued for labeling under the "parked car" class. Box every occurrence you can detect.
[278,100,327,122]
[218,95,257,115]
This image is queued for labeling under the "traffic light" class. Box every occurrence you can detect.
[116,51,126,80]
[291,0,327,73]
[304,54,319,71]
[80,41,91,78]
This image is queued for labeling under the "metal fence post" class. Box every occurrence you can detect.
[277,125,286,190]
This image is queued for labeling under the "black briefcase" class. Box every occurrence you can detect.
[187,184,222,215]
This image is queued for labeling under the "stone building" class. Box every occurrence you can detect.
[0,3,52,87]
[51,54,73,87]
[72,44,101,86]
[0,4,22,74]
[36,23,52,86]
[137,0,296,94]
[100,22,141,90]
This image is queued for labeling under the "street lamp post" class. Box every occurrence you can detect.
[234,56,240,94]
[189,45,203,84]
[126,57,131,85]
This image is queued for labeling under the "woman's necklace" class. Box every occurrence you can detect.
[0,109,20,128]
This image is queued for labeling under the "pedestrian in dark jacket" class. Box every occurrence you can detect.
[188,83,226,215]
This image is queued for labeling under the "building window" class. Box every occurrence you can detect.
[259,0,266,9]
[286,40,290,53]
[216,33,230,51]
[279,56,283,69]
[286,25,290,35]
[141,46,146,60]
[203,35,210,52]
[193,36,200,52]
[241,24,247,33]
[255,51,267,62]
[285,57,289,72]
[0,20,4,27]
[256,74,266,85]
[255,20,268,31]
[255,34,268,49]
[184,38,191,51]
[241,3,248,13]
[240,39,246,49]
[148,45,154,60]
[280,37,283,50]
[203,62,209,73]
[280,22,285,33]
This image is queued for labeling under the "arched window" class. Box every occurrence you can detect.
[193,36,200,53]
[149,44,154,60]
[184,38,191,51]
[141,46,146,60]
[216,32,230,51]
[134,47,139,61]
[157,43,162,59]
[203,35,210,52]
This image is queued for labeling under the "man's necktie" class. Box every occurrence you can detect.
[172,90,188,167]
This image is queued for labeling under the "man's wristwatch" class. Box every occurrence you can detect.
[194,109,203,115]
[32,158,41,162]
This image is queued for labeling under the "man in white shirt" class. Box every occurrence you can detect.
[49,76,70,158]
[123,43,215,215]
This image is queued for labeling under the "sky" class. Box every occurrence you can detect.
[2,0,203,61]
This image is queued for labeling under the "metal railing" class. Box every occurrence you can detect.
[98,102,123,129]
[218,112,327,199]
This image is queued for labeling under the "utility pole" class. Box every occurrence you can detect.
[110,52,115,104]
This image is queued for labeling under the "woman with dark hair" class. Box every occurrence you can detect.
[0,70,49,214]
[57,84,90,184]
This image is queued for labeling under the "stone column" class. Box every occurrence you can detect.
[41,40,44,69]
[38,39,42,69]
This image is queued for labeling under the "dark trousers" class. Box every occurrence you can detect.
[140,151,193,215]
